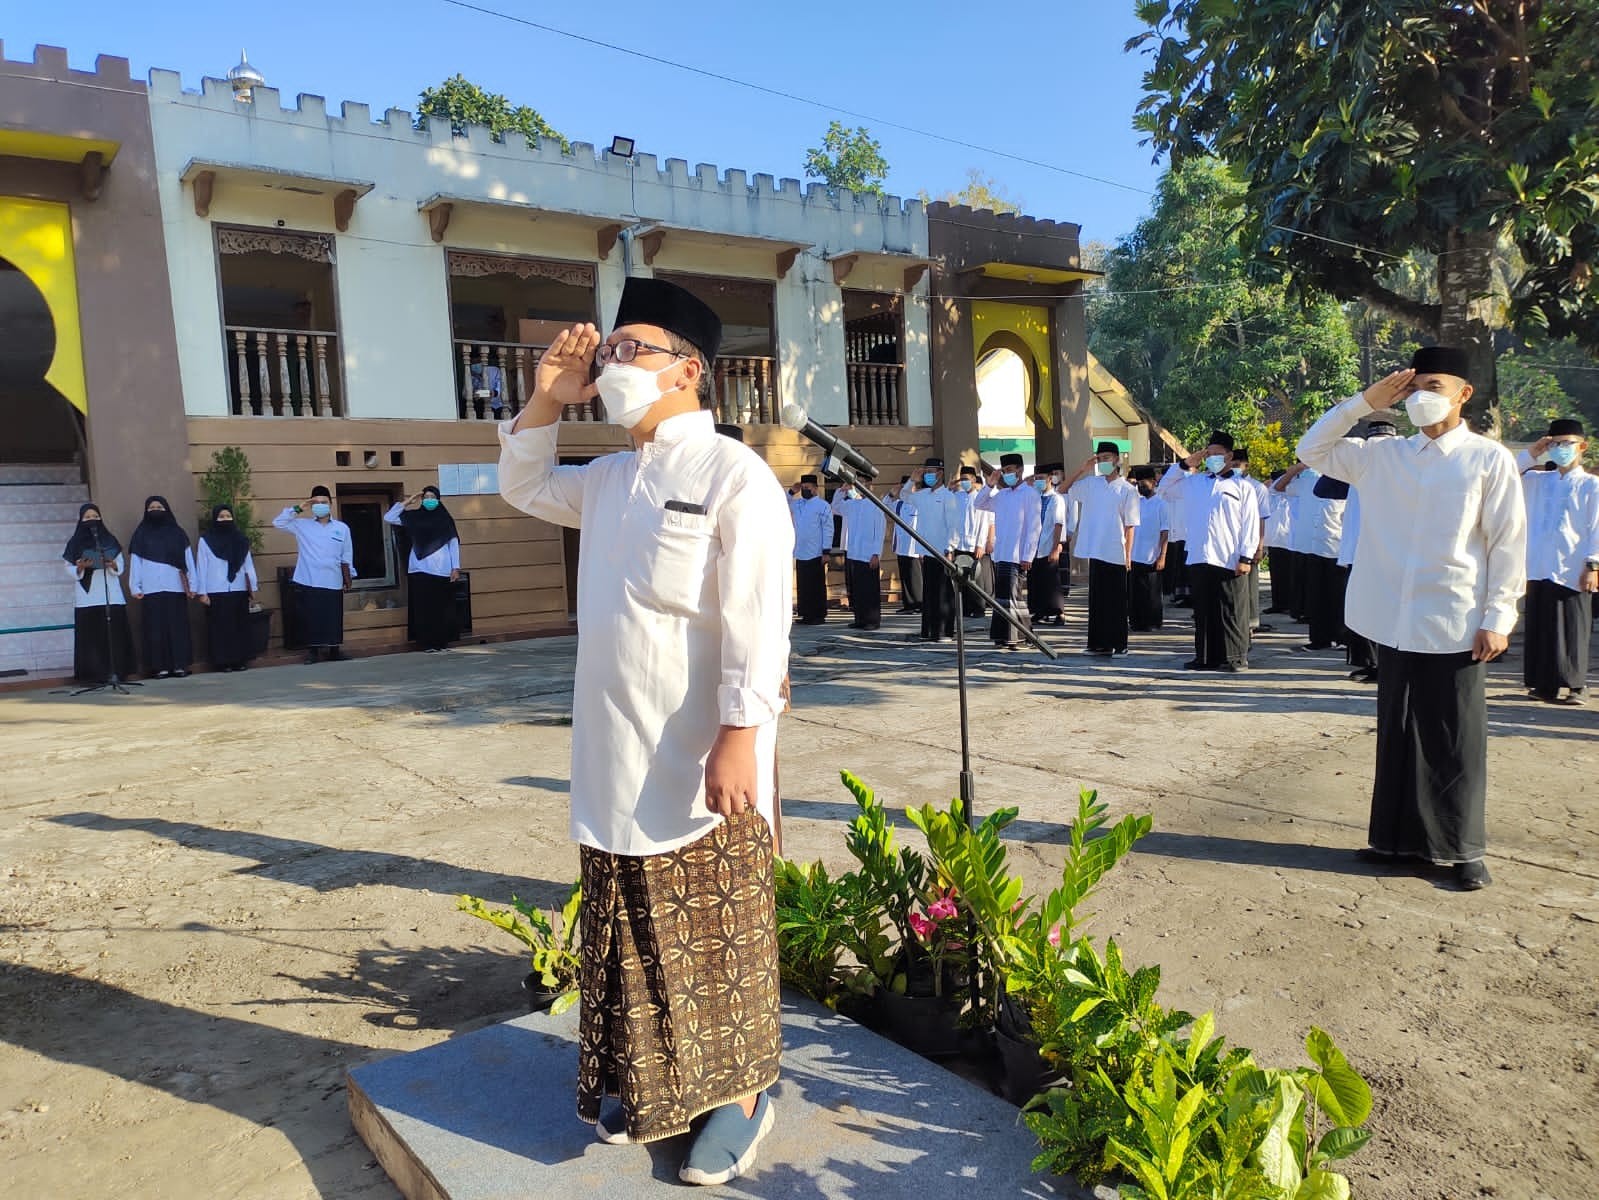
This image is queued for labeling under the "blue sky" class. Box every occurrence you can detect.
[7,0,1164,245]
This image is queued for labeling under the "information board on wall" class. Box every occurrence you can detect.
[437,463,500,496]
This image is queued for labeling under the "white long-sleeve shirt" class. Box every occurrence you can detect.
[1337,490,1362,569]
[840,495,887,562]
[1158,466,1261,570]
[194,542,259,594]
[1264,487,1294,549]
[790,495,833,560]
[1066,475,1140,566]
[498,409,792,857]
[129,548,196,596]
[1131,495,1170,566]
[953,487,986,552]
[973,483,1042,565]
[891,491,920,558]
[383,502,462,577]
[273,509,356,590]
[1034,492,1067,558]
[1517,452,1599,590]
[1280,469,1346,560]
[907,484,962,557]
[67,554,126,607]
[1296,393,1526,651]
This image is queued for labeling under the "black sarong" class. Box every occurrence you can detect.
[1129,561,1163,631]
[1086,558,1129,652]
[896,555,922,611]
[794,557,826,624]
[296,583,344,647]
[920,558,955,640]
[989,560,1028,646]
[1370,646,1486,865]
[1524,579,1591,695]
[1027,555,1063,621]
[846,560,881,629]
[1266,548,1293,613]
[204,591,254,669]
[138,591,191,674]
[1303,554,1349,648]
[1346,631,1377,672]
[73,605,135,682]
[962,555,990,617]
[408,571,458,650]
[1163,540,1188,598]
[1189,563,1249,668]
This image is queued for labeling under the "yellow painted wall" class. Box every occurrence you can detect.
[971,301,1053,429]
[0,196,88,413]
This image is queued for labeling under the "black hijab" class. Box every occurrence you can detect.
[128,495,192,571]
[202,504,251,583]
[62,503,121,594]
[399,487,458,561]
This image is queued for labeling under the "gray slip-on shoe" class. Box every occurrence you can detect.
[679,1093,774,1186]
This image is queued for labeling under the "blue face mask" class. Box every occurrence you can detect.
[1001,472,1018,488]
[1549,443,1579,467]
[923,472,939,487]
[421,497,440,510]
[959,478,974,492]
[1204,455,1228,474]
[311,502,332,518]
[1095,461,1117,477]
[1033,479,1048,492]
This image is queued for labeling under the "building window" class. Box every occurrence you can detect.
[216,226,343,417]
[335,484,400,591]
[843,290,906,426]
[447,251,596,422]
[655,272,778,425]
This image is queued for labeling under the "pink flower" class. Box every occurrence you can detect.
[1047,924,1062,948]
[908,911,934,940]
[928,893,959,922]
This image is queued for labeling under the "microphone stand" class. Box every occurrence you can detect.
[72,525,140,697]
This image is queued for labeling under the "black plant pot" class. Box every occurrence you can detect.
[522,973,568,1014]
[873,987,963,1059]
[994,1026,1055,1105]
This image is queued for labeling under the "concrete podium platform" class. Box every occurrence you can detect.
[348,993,1097,1198]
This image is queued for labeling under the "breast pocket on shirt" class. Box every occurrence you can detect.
[638,507,717,615]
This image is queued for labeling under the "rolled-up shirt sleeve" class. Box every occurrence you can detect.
[1297,393,1374,484]
[715,466,794,728]
[497,418,586,528]
[1479,450,1529,636]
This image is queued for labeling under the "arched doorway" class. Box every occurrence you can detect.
[0,253,84,465]
[975,330,1038,468]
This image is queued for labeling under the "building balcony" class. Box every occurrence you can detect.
[225,325,340,417]
[847,361,906,426]
[712,355,779,426]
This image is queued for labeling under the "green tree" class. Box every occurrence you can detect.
[1088,158,1361,448]
[1129,0,1599,436]
[805,122,889,196]
[1497,353,1577,440]
[415,74,568,152]
[921,168,1023,214]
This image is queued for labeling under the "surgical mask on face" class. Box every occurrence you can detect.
[923,472,939,486]
[1137,483,1155,497]
[595,361,674,429]
[959,478,974,492]
[1033,479,1048,492]
[1095,461,1116,476]
[1548,443,1579,468]
[1404,388,1456,428]
[421,497,440,510]
[311,502,331,518]
[800,488,814,500]
[846,488,859,501]
[1001,471,1018,488]
[1205,454,1228,474]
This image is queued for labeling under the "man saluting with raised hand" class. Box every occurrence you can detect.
[498,278,791,1183]
[1296,347,1526,891]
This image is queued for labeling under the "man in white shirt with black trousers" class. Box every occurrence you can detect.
[1296,346,1527,891]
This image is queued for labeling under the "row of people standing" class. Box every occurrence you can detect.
[64,497,259,683]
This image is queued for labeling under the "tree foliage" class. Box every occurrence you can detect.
[922,168,1024,214]
[804,121,890,196]
[1089,158,1361,449]
[415,74,568,152]
[1128,0,1599,434]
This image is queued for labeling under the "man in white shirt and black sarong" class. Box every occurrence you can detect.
[1517,418,1599,705]
[1127,466,1169,632]
[839,480,887,631]
[498,278,790,1181]
[1063,443,1141,655]
[889,476,922,614]
[975,453,1043,650]
[273,485,355,664]
[1159,431,1261,672]
[1026,464,1068,627]
[789,474,831,625]
[1230,449,1271,635]
[1297,347,1527,891]
[908,457,961,642]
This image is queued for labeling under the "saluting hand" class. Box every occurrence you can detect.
[1362,367,1415,411]
[520,323,601,429]
[1528,436,1554,459]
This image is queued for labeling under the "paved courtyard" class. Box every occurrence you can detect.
[1,599,1595,1199]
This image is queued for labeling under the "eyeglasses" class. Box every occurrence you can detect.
[596,338,687,365]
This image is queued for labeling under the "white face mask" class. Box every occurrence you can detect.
[595,362,677,429]
[1404,388,1456,429]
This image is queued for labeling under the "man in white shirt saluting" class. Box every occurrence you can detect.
[1296,346,1527,891]
[1063,443,1141,655]
[1517,418,1599,705]
[498,278,790,1182]
[789,473,832,625]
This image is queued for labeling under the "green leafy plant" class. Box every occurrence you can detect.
[198,446,264,552]
[457,884,581,1015]
[804,120,889,196]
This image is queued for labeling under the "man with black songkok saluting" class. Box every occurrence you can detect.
[788,472,832,624]
[1297,346,1526,891]
[498,277,791,1184]
[975,453,1043,649]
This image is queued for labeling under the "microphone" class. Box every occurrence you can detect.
[780,403,880,480]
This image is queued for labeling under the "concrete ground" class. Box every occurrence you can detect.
[0,594,1594,1199]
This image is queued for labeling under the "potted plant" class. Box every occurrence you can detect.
[457,883,581,1015]
[198,446,274,655]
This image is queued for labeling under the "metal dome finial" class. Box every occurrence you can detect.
[228,49,265,104]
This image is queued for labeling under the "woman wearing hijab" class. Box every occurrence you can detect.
[384,486,462,652]
[194,504,259,672]
[64,502,135,683]
[128,495,196,678]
